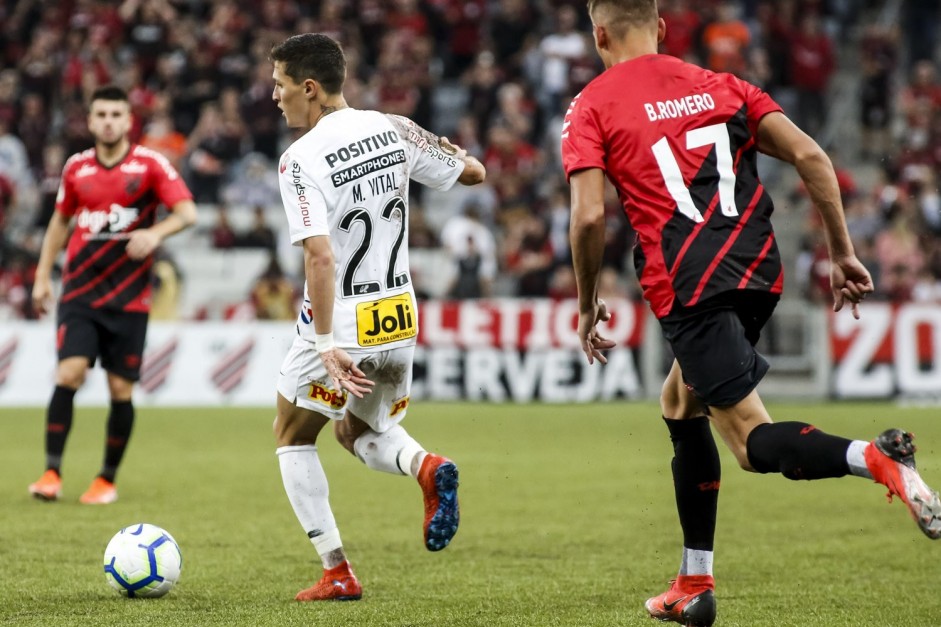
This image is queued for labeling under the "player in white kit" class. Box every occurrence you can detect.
[270,33,486,601]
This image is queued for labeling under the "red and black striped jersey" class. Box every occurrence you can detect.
[55,145,192,312]
[562,54,784,318]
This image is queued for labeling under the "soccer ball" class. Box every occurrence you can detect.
[103,523,183,598]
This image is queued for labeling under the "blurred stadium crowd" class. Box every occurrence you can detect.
[0,0,939,320]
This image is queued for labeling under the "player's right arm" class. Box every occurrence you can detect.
[33,157,80,316]
[278,151,372,397]
[756,111,873,318]
[301,234,371,398]
[32,210,72,316]
[569,168,615,365]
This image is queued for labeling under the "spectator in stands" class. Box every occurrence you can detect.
[242,61,283,159]
[875,201,924,301]
[440,0,486,78]
[238,206,278,252]
[789,13,835,137]
[0,70,18,129]
[33,143,64,229]
[186,103,240,203]
[505,213,553,296]
[16,92,48,176]
[858,23,897,161]
[0,168,14,231]
[489,0,533,79]
[140,111,188,172]
[464,51,502,135]
[701,1,750,76]
[660,0,702,61]
[222,152,281,210]
[483,123,539,205]
[150,249,182,321]
[210,205,237,250]
[441,201,497,299]
[538,5,586,117]
[251,256,296,321]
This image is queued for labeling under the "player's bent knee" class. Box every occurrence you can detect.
[333,421,357,454]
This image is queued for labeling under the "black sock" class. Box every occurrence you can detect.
[664,416,720,551]
[746,422,851,480]
[100,400,134,483]
[45,386,77,474]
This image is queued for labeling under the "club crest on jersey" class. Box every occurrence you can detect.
[389,396,409,417]
[355,293,417,346]
[308,381,347,410]
[279,153,289,174]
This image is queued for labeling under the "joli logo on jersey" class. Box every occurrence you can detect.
[78,204,139,237]
[356,293,417,346]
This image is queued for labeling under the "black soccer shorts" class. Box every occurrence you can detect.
[56,302,149,381]
[659,290,779,408]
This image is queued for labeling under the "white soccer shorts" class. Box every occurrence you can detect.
[277,337,414,433]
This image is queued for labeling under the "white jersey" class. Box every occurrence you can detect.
[279,108,464,352]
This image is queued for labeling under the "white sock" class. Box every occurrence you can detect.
[680,548,713,576]
[353,425,426,478]
[846,440,872,479]
[276,445,342,566]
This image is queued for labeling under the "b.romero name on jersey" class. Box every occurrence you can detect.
[644,92,716,121]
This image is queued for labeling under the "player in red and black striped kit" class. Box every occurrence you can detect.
[563,2,941,625]
[28,85,196,505]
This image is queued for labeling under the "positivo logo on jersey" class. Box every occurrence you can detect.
[78,204,139,239]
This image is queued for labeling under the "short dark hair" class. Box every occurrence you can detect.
[587,0,658,34]
[89,85,129,104]
[271,33,346,95]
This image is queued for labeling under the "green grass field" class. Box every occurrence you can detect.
[1,402,940,626]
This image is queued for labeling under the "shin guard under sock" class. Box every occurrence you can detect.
[100,400,134,483]
[746,422,851,480]
[45,386,77,473]
[664,417,720,551]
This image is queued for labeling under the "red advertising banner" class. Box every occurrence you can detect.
[416,298,645,349]
[831,303,941,397]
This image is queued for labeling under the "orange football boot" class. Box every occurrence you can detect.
[645,574,716,626]
[865,429,941,539]
[28,470,62,501]
[417,454,460,551]
[295,561,362,601]
[79,476,118,505]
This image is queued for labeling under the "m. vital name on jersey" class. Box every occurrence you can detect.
[332,150,406,188]
[324,130,400,168]
[356,293,417,346]
[644,93,716,121]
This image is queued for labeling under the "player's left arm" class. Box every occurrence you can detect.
[569,167,615,364]
[126,199,196,260]
[756,111,873,318]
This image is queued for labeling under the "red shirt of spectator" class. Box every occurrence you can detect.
[789,15,835,92]
[660,2,701,60]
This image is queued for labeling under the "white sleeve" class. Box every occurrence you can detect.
[279,153,329,245]
[386,114,465,192]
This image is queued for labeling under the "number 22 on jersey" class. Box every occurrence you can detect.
[339,195,417,347]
